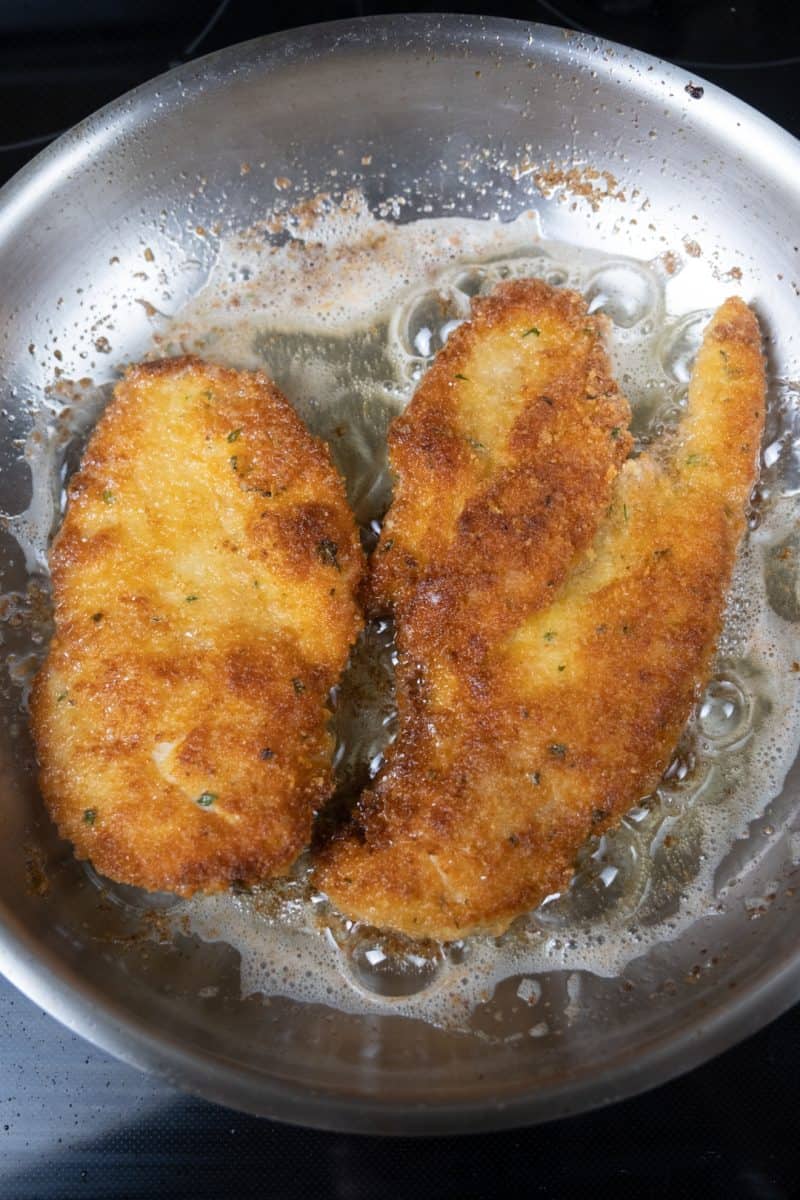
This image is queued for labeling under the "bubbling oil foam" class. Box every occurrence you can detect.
[6,193,800,1032]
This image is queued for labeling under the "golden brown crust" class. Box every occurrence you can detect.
[31,356,364,895]
[315,295,765,940]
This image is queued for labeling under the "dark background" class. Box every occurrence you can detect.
[0,3,799,1197]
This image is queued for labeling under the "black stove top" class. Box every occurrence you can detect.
[0,4,798,1196]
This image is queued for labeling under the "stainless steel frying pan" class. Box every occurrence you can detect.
[0,15,798,1133]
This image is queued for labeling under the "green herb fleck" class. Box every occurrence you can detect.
[549,743,567,758]
[543,630,556,643]
[686,453,704,466]
[317,538,340,569]
[467,437,487,452]
[558,664,566,672]
[623,503,629,522]
[292,677,305,695]
[203,389,214,401]
[196,792,216,807]
[227,428,242,443]
[83,808,97,825]
[381,539,394,554]
[540,395,553,406]
[253,579,260,588]
[653,547,671,559]
[230,455,238,472]
[454,373,470,382]
[522,326,540,338]
[259,748,274,761]
[610,427,621,440]
[719,350,729,363]
[185,594,199,603]
[102,489,115,504]
[56,691,68,703]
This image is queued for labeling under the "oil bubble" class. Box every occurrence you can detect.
[346,930,445,998]
[585,263,658,329]
[660,310,713,383]
[697,674,753,752]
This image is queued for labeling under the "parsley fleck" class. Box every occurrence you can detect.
[454,373,470,381]
[610,427,621,440]
[227,428,242,443]
[196,792,216,807]
[686,453,703,466]
[185,594,199,602]
[259,748,274,761]
[203,390,214,401]
[522,326,540,338]
[549,743,567,758]
[83,808,97,825]
[623,503,629,522]
[292,677,305,694]
[102,489,115,504]
[230,455,238,471]
[540,395,553,406]
[543,630,556,642]
[381,539,394,553]
[317,538,340,569]
[558,664,565,672]
[56,691,68,703]
[467,437,487,452]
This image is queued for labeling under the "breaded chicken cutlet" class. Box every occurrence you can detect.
[31,357,363,896]
[316,291,765,940]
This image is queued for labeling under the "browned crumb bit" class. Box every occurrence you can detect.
[522,162,626,211]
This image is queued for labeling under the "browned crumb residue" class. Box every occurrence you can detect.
[683,239,702,258]
[517,162,626,211]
